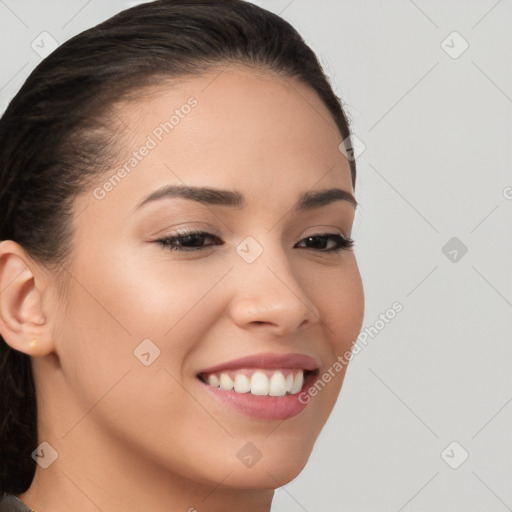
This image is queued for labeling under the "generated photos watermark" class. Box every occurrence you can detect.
[298,301,403,404]
[93,97,198,200]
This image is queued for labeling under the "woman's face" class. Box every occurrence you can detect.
[43,66,364,494]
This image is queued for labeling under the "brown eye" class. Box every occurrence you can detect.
[295,234,354,252]
[156,230,223,251]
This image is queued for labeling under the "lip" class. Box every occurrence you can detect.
[197,352,320,375]
[196,352,320,421]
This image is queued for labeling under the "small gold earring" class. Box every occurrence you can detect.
[30,338,38,348]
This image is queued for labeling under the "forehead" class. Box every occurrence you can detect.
[77,65,352,216]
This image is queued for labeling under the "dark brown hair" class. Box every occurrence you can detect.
[0,0,356,493]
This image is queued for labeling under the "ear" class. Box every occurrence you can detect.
[0,240,56,356]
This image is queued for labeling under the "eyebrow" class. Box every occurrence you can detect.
[134,185,357,211]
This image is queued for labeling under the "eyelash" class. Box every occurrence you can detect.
[155,229,354,253]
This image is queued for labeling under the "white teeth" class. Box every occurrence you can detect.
[208,374,220,388]
[291,371,304,394]
[234,374,251,393]
[219,373,234,391]
[250,371,269,395]
[285,373,294,393]
[269,371,287,397]
[205,369,306,396]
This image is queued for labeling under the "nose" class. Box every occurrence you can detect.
[228,245,321,337]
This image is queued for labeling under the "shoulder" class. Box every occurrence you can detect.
[0,494,34,512]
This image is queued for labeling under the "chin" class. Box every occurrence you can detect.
[202,434,316,490]
[219,453,311,490]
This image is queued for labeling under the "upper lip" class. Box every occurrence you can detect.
[197,352,320,375]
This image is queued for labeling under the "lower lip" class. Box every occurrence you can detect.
[197,371,317,421]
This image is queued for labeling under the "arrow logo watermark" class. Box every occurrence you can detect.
[442,236,468,263]
[441,31,469,59]
[441,441,469,469]
[133,338,161,366]
[236,236,263,264]
[32,441,59,469]
[236,441,262,468]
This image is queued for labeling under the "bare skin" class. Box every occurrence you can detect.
[0,65,364,512]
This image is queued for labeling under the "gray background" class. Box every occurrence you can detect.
[1,1,511,510]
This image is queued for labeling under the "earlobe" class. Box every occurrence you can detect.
[0,240,54,356]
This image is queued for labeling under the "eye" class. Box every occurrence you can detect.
[295,233,354,252]
[155,229,354,253]
[155,229,223,251]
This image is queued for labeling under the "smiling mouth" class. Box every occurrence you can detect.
[197,368,318,397]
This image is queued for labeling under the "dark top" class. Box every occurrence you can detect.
[0,494,35,512]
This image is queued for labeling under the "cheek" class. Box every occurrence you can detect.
[335,267,365,344]
[52,255,229,445]
[106,256,232,344]
[60,251,232,372]
[297,261,364,429]
[306,256,365,351]
[54,275,135,402]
